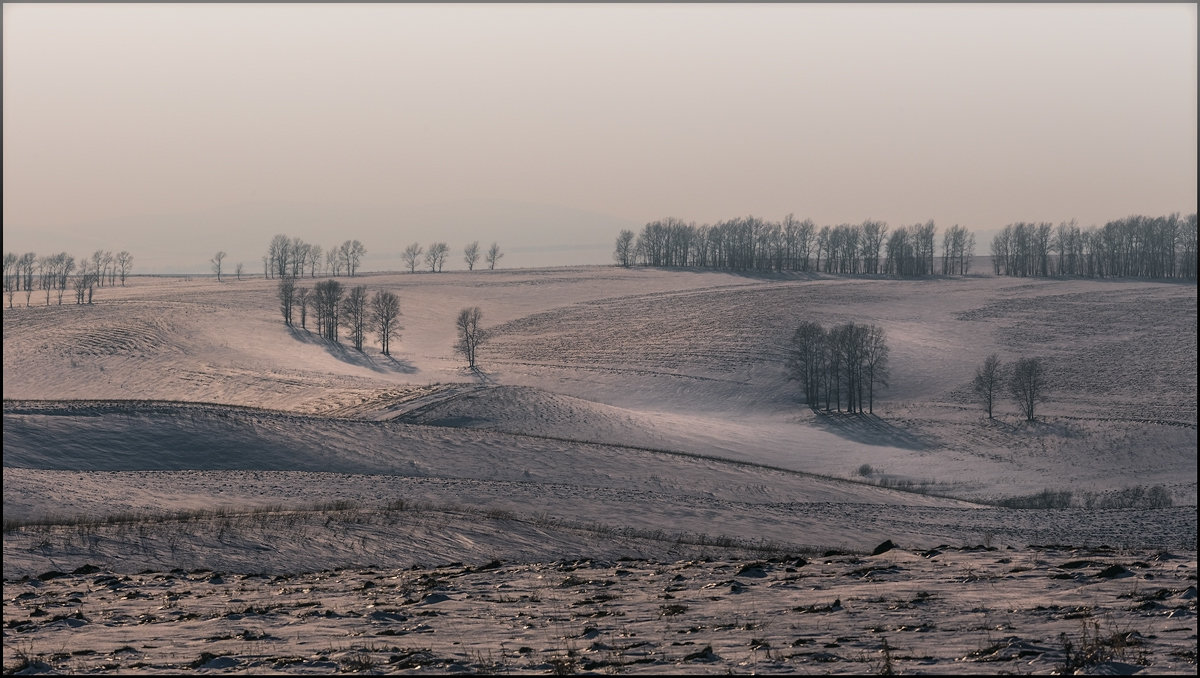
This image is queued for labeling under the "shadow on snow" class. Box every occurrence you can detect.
[287,326,418,374]
[804,409,932,450]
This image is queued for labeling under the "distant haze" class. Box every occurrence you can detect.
[4,3,1196,273]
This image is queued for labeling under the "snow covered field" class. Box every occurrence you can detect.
[3,266,1196,673]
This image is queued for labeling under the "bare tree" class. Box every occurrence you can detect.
[371,290,402,355]
[102,250,115,286]
[402,243,423,273]
[37,254,55,305]
[235,262,244,281]
[211,251,227,282]
[426,242,449,272]
[486,242,503,270]
[73,271,90,305]
[971,353,1002,419]
[3,252,17,307]
[862,324,889,414]
[326,246,342,277]
[268,234,290,279]
[20,252,37,306]
[55,254,75,305]
[295,286,310,329]
[1009,356,1048,422]
[342,285,369,350]
[454,306,487,369]
[340,240,366,276]
[290,237,310,280]
[116,251,133,286]
[278,277,296,326]
[308,244,323,277]
[614,230,635,267]
[463,241,480,271]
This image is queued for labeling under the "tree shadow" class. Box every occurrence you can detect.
[805,410,932,450]
[465,365,495,384]
[287,326,418,374]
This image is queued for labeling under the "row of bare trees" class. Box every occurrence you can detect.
[260,236,367,281]
[786,321,890,414]
[616,217,974,276]
[990,213,1197,280]
[3,249,132,308]
[400,241,503,273]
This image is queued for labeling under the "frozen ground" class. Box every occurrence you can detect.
[3,266,1196,673]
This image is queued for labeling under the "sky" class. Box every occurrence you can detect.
[3,3,1196,273]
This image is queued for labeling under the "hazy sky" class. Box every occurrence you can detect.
[4,3,1196,272]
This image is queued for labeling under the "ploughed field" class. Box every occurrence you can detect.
[3,266,1196,673]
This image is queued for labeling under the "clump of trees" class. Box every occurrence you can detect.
[4,248,131,307]
[786,321,889,413]
[970,354,1050,422]
[281,277,404,356]
[990,213,1197,280]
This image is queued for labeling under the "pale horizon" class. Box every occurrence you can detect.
[4,3,1196,273]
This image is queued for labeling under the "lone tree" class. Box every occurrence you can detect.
[454,306,487,369]
[402,242,423,273]
[463,241,480,271]
[972,353,1003,419]
[116,251,133,286]
[371,290,402,355]
[485,242,503,270]
[212,251,227,282]
[1009,356,1048,422]
[342,284,369,350]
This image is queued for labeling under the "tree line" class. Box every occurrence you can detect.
[3,249,132,308]
[990,213,1198,280]
[214,237,505,281]
[615,216,975,277]
[786,321,890,414]
[617,211,1197,281]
